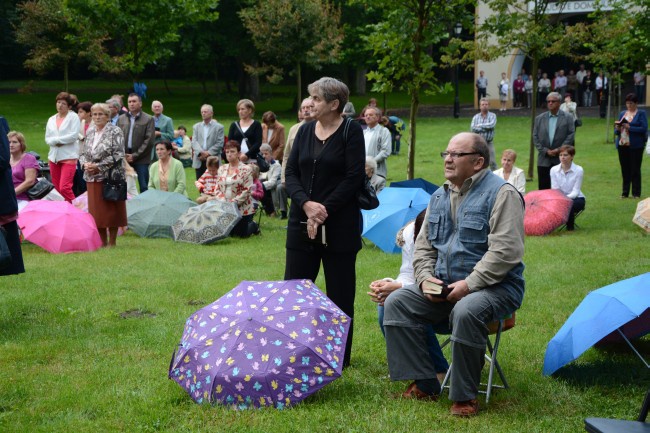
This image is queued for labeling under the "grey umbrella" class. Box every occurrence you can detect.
[127,190,196,238]
[172,200,241,244]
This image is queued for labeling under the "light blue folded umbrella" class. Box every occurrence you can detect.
[127,189,196,238]
[543,272,650,376]
[361,187,431,254]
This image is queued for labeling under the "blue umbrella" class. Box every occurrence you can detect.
[543,272,650,376]
[361,187,431,254]
[390,178,439,195]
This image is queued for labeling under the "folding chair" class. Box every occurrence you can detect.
[559,209,584,231]
[585,389,650,433]
[440,313,516,404]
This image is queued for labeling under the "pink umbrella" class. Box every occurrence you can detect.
[524,189,573,236]
[72,191,129,236]
[17,201,102,254]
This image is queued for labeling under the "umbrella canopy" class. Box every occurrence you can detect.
[633,198,650,233]
[17,200,102,254]
[169,279,351,409]
[390,178,439,195]
[524,189,573,236]
[172,200,241,244]
[127,189,195,238]
[543,272,650,376]
[362,187,431,253]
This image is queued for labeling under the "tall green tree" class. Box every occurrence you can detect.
[454,0,571,179]
[69,0,219,82]
[239,0,343,105]
[364,1,470,179]
[15,0,104,91]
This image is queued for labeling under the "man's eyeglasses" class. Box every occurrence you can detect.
[440,151,480,159]
[546,99,560,103]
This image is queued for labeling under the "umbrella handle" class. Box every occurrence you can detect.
[167,347,177,379]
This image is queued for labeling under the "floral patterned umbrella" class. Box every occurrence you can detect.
[168,279,350,409]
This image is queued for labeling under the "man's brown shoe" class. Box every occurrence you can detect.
[400,382,438,401]
[450,399,479,416]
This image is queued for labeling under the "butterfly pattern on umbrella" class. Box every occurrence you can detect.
[169,279,350,409]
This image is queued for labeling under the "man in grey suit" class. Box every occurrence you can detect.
[363,107,392,179]
[191,104,224,180]
[533,92,575,190]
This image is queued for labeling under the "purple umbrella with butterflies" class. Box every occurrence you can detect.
[168,279,350,409]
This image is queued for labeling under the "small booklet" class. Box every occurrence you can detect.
[300,221,327,246]
[421,280,452,299]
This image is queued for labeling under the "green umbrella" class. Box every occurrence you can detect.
[127,190,196,238]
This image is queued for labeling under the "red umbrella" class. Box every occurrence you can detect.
[524,189,573,236]
[17,201,102,254]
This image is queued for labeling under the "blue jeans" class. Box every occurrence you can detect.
[133,163,149,193]
[379,304,449,374]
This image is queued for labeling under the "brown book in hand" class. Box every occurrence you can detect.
[421,280,452,300]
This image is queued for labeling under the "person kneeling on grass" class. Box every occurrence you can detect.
[195,156,220,204]
[214,140,259,237]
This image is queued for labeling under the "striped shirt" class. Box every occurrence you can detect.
[470,111,497,143]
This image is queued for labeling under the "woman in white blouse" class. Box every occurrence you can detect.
[45,92,80,202]
[551,145,585,231]
[493,149,526,194]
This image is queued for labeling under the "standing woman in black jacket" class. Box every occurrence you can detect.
[284,77,365,367]
[228,99,263,163]
[0,116,25,276]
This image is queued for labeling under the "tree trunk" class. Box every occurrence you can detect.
[296,62,302,111]
[356,68,367,96]
[63,59,69,93]
[528,54,540,180]
[408,92,419,180]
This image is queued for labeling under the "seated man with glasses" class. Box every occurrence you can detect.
[533,91,575,190]
[383,132,525,417]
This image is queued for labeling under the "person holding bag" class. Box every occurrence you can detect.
[284,77,365,368]
[79,103,127,248]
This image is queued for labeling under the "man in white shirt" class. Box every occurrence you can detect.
[191,104,224,180]
[363,107,391,179]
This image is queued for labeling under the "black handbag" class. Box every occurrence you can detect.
[357,177,380,210]
[255,152,270,172]
[340,118,380,210]
[103,158,127,201]
[0,226,11,270]
[27,178,54,200]
[574,118,582,128]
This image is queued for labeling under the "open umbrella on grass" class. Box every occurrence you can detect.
[390,178,439,195]
[524,189,573,236]
[17,200,102,254]
[169,279,350,409]
[361,187,431,253]
[543,272,650,376]
[127,189,195,238]
[172,200,241,244]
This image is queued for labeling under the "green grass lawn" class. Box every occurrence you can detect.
[1,87,649,432]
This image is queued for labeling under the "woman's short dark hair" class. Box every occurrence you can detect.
[262,111,276,125]
[559,144,575,156]
[55,92,76,107]
[77,101,93,113]
[156,140,173,152]
[625,93,639,103]
[307,77,349,114]
[224,140,241,153]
